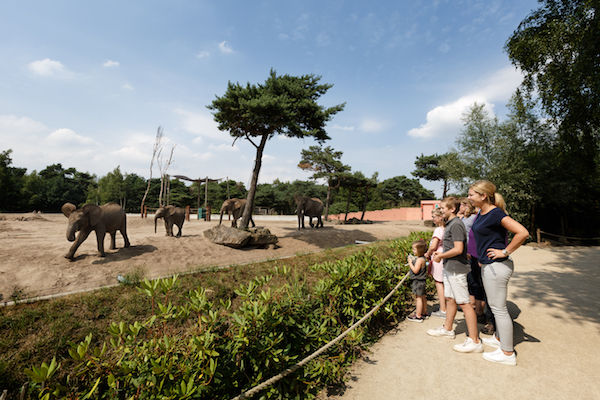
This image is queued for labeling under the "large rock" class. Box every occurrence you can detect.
[247,227,279,248]
[203,225,279,249]
[203,225,251,248]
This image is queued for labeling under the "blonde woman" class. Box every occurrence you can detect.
[468,180,529,365]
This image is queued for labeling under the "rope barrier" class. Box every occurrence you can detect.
[230,270,411,400]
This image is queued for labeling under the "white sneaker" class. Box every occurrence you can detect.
[483,348,517,366]
[426,325,455,338]
[431,310,447,318]
[453,337,484,353]
[481,335,502,348]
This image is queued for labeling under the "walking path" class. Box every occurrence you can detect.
[327,245,600,400]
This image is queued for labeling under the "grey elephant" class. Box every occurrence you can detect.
[295,194,324,229]
[62,202,130,260]
[154,205,185,237]
[219,198,255,228]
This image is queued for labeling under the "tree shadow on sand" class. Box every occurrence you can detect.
[91,244,158,265]
[510,246,600,325]
[278,226,379,249]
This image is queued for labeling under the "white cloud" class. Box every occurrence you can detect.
[28,58,66,77]
[407,66,523,139]
[218,41,234,54]
[196,51,210,59]
[174,108,228,141]
[122,83,134,90]
[103,60,120,68]
[0,114,47,134]
[47,128,96,145]
[359,119,385,133]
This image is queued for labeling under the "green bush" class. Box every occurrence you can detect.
[25,233,429,399]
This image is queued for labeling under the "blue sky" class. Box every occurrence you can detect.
[0,0,539,196]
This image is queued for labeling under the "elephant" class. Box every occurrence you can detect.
[61,202,130,260]
[295,194,324,229]
[154,205,185,237]
[219,198,255,228]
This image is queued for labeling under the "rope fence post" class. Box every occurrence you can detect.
[537,228,541,244]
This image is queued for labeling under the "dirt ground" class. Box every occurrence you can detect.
[0,213,429,301]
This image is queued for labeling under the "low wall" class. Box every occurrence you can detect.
[329,207,422,221]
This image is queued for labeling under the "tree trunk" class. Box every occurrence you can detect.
[324,184,332,220]
[442,179,448,198]
[240,134,268,229]
[344,189,352,222]
[360,187,369,221]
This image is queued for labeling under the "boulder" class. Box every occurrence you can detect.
[247,227,279,248]
[203,225,251,248]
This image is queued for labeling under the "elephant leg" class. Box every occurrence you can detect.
[164,220,170,236]
[95,228,106,257]
[65,229,91,259]
[121,223,131,248]
[317,216,323,228]
[309,216,314,228]
[250,217,255,228]
[176,224,182,238]
[232,219,237,228]
[109,232,117,249]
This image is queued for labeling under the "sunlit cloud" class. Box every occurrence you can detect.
[103,60,120,68]
[218,41,234,54]
[407,66,523,139]
[28,58,66,77]
[122,83,134,90]
[196,51,210,59]
[47,128,96,145]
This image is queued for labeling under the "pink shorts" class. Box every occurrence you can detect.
[429,259,444,282]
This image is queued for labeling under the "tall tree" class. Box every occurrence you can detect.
[378,175,435,207]
[0,149,27,211]
[299,145,350,219]
[412,153,450,197]
[208,69,345,229]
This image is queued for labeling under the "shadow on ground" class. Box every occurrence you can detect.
[278,226,379,249]
[510,246,600,325]
[91,244,158,264]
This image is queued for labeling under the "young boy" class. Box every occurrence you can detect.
[407,239,428,322]
[427,197,483,353]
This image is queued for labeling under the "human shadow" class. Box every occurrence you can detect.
[278,226,379,249]
[91,244,158,264]
[510,246,600,325]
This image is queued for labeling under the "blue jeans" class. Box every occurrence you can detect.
[481,259,514,352]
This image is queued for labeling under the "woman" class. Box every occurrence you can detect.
[468,180,529,366]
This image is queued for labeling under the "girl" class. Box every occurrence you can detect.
[425,208,446,317]
[468,180,529,365]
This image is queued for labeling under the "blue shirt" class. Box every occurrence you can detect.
[472,207,508,264]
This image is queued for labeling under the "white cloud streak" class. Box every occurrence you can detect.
[407,66,523,139]
[218,41,234,54]
[28,58,66,77]
[103,60,120,68]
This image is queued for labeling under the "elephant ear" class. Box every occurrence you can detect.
[168,206,177,217]
[84,205,103,227]
[61,203,77,218]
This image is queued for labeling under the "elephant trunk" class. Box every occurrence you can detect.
[67,223,77,242]
[154,215,159,233]
[219,210,224,225]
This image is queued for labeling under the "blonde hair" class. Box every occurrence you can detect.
[441,196,461,215]
[431,208,444,226]
[460,197,476,217]
[470,180,507,213]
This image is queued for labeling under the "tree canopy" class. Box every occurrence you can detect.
[208,69,345,228]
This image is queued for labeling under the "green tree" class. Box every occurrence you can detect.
[0,149,27,211]
[208,69,345,229]
[412,153,451,197]
[29,164,94,211]
[378,176,435,207]
[299,145,350,219]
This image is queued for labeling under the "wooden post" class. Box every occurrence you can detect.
[185,205,190,221]
[537,228,541,244]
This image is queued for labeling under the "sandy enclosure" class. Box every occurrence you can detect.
[0,213,430,300]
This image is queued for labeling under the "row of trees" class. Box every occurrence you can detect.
[0,148,433,215]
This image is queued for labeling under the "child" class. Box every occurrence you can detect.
[427,197,483,354]
[425,208,446,318]
[407,239,428,322]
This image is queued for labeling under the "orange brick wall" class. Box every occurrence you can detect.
[328,200,440,222]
